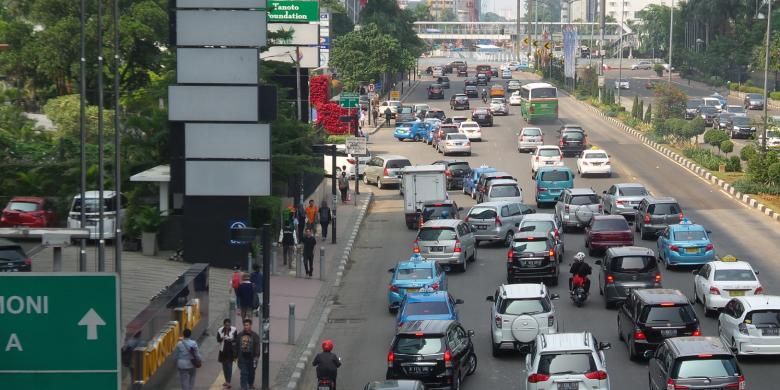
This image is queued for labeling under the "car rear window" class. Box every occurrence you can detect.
[584,152,608,159]
[539,171,569,181]
[537,353,597,375]
[530,88,556,99]
[387,159,411,169]
[732,117,751,126]
[490,185,520,197]
[418,228,457,241]
[713,269,756,281]
[397,268,433,280]
[442,128,458,134]
[468,207,497,219]
[448,163,471,173]
[610,256,656,273]
[570,195,599,205]
[473,110,489,115]
[672,230,706,241]
[6,201,40,212]
[511,240,549,253]
[405,301,450,316]
[592,218,629,231]
[394,335,445,355]
[399,107,413,114]
[618,187,647,196]
[520,221,554,233]
[501,298,550,315]
[641,305,696,323]
[422,206,454,220]
[447,134,468,140]
[522,128,542,136]
[746,310,780,326]
[562,131,584,140]
[0,247,25,261]
[538,148,560,157]
[649,203,681,215]
[673,357,739,379]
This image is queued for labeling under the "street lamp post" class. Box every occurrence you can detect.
[668,0,674,84]
[617,0,624,105]
[763,0,773,152]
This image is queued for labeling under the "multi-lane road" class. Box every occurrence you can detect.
[300,65,780,389]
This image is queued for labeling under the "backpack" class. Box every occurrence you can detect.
[231,272,241,290]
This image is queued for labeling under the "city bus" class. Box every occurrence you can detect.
[519,82,558,123]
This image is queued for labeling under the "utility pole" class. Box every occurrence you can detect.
[617,0,624,105]
[261,225,271,390]
[668,0,674,83]
[526,0,532,60]
[762,0,773,152]
[295,47,302,121]
[112,0,122,277]
[599,0,605,75]
[78,0,87,272]
[97,0,106,271]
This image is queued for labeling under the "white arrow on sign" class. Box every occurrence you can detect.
[78,308,106,340]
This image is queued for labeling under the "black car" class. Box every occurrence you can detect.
[617,288,700,360]
[425,109,446,120]
[0,238,31,272]
[696,106,718,126]
[471,109,493,127]
[685,99,703,119]
[437,76,450,89]
[727,116,755,139]
[507,232,559,285]
[428,84,444,99]
[420,199,463,223]
[386,320,477,389]
[558,126,587,157]
[450,94,470,110]
[464,77,478,87]
[596,246,662,308]
[463,86,478,98]
[457,66,468,77]
[714,112,734,130]
[647,337,744,390]
[431,160,472,189]
[476,74,488,86]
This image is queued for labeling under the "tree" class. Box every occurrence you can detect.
[632,95,640,118]
[329,23,407,90]
[481,12,507,22]
[687,117,706,144]
[704,129,729,153]
[408,2,433,21]
[644,103,652,123]
[360,0,425,58]
[320,0,355,38]
[638,100,644,120]
[438,9,457,22]
[653,83,687,121]
[720,140,734,155]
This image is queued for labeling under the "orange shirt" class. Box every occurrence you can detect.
[305,205,318,223]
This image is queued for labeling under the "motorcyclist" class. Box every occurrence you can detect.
[569,252,592,294]
[313,340,341,389]
[481,88,488,103]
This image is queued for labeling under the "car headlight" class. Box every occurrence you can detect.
[751,127,756,131]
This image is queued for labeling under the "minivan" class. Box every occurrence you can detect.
[647,337,744,390]
[484,179,523,204]
[363,155,412,189]
[466,201,535,246]
[66,191,127,240]
[534,167,574,208]
[415,220,477,272]
[596,246,661,308]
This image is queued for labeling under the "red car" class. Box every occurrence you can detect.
[584,215,634,256]
[0,197,58,228]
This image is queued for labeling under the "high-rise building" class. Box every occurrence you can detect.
[428,0,457,18]
[567,0,672,23]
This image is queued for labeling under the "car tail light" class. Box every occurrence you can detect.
[705,243,714,251]
[495,315,502,328]
[465,141,471,146]
[431,282,440,291]
[527,373,549,383]
[709,286,720,295]
[495,216,502,227]
[755,286,764,295]
[633,329,646,340]
[535,156,539,161]
[387,351,395,367]
[564,205,570,213]
[738,323,749,335]
[383,167,389,177]
[347,158,356,165]
[559,139,564,147]
[667,378,690,390]
[598,204,603,212]
[670,245,679,252]
[643,213,651,223]
[413,240,420,253]
[454,240,462,253]
[547,315,554,327]
[445,170,452,177]
[444,350,453,368]
[728,375,746,390]
[389,284,399,293]
[605,160,611,165]
[606,275,614,284]
[464,216,470,223]
[655,273,662,283]
[537,187,547,192]
[507,249,514,262]
[678,213,684,221]
[584,370,608,380]
[553,229,560,240]
[692,328,701,337]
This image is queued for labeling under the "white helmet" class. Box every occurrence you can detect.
[574,252,586,262]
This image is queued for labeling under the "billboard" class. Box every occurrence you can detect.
[268,23,318,45]
[268,1,319,23]
[260,45,319,68]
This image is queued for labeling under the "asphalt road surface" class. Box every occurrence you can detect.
[299,69,780,389]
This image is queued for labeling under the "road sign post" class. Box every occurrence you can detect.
[339,93,359,109]
[390,90,400,100]
[0,273,119,389]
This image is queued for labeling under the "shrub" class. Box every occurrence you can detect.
[704,129,728,149]
[727,156,742,172]
[769,162,780,186]
[740,144,757,161]
[720,140,734,155]
[771,91,780,101]
[644,103,652,123]
[682,147,729,171]
[732,178,780,195]
[624,117,641,128]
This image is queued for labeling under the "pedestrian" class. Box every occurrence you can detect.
[175,328,201,390]
[305,199,319,234]
[216,319,238,388]
[230,265,242,307]
[237,273,257,320]
[372,107,378,125]
[301,228,317,278]
[319,200,331,240]
[279,223,297,267]
[384,107,392,127]
[249,264,263,317]
[237,319,261,390]
[121,331,143,380]
[295,205,306,242]
[359,109,366,127]
[338,172,349,203]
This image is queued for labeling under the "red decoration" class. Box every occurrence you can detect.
[309,75,354,134]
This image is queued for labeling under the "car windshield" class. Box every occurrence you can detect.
[719,114,734,121]
[530,87,556,99]
[672,230,706,241]
[404,301,450,316]
[468,207,497,219]
[699,106,717,114]
[570,195,599,205]
[592,218,629,231]
[394,336,445,355]
[610,256,656,273]
[687,100,704,109]
[71,198,118,213]
[562,131,584,140]
[449,163,470,173]
[399,107,413,114]
[491,185,520,197]
[423,206,454,220]
[396,268,433,280]
[747,93,763,99]
[585,152,608,159]
[618,186,648,196]
[456,96,468,101]
[0,248,24,261]
[746,310,780,326]
[387,159,411,169]
[538,149,561,157]
[641,305,696,323]
[6,201,39,212]
[650,203,681,215]
[430,84,441,89]
[732,117,751,126]
[537,353,597,375]
[473,110,489,115]
[512,240,549,252]
[501,298,550,315]
[520,221,554,233]
[418,228,457,241]
[674,357,739,379]
[539,171,570,181]
[508,81,521,87]
[523,128,542,136]
[713,269,756,281]
[728,107,745,113]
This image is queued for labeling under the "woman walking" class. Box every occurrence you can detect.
[175,328,201,390]
[217,319,238,388]
[319,200,331,240]
[338,172,349,203]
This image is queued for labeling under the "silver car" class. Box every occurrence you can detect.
[415,219,477,272]
[555,188,603,231]
[516,127,544,152]
[601,182,648,217]
[363,154,411,189]
[484,179,523,204]
[439,133,471,156]
[466,201,536,246]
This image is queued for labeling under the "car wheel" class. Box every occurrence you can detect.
[363,174,370,185]
[536,201,542,208]
[469,247,477,263]
[377,177,383,189]
[388,306,397,314]
[640,227,650,240]
[694,284,701,303]
[704,297,716,317]
[466,353,477,376]
[451,373,461,390]
[491,336,501,357]
[504,231,513,248]
[628,338,640,361]
[635,221,641,232]
[618,317,624,341]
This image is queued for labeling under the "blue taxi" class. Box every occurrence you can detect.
[424,118,442,144]
[387,254,448,313]
[657,218,715,267]
[396,290,462,328]
[393,121,432,142]
[463,166,496,198]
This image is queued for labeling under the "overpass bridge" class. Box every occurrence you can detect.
[414,21,630,44]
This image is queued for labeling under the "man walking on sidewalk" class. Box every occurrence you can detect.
[216,319,238,388]
[372,107,378,125]
[249,264,263,318]
[384,107,392,127]
[319,200,331,240]
[279,223,297,267]
[305,199,319,234]
[237,274,257,320]
[301,228,317,278]
[338,172,349,204]
[237,319,261,390]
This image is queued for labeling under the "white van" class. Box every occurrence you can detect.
[67,191,127,240]
[322,144,370,178]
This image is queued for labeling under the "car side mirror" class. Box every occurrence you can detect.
[455,299,465,305]
[599,342,611,351]
[388,268,396,273]
[486,295,494,302]
[706,230,712,234]
[550,294,560,300]
[467,329,475,338]
[595,260,602,265]
[458,207,464,211]
[643,350,654,359]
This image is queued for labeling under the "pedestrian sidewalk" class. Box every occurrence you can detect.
[368,79,422,135]
[160,191,373,390]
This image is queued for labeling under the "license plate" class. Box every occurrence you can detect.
[557,383,578,390]
[685,248,698,254]
[406,366,431,375]
[660,329,677,337]
[729,290,746,297]
[592,162,602,166]
[762,328,779,336]
[429,246,443,252]
[475,225,487,230]
[318,385,332,390]
[522,260,541,267]
[545,161,554,165]
[406,288,419,293]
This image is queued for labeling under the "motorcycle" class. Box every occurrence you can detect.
[570,273,589,307]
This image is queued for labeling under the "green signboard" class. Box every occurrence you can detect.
[0,273,119,389]
[340,93,359,108]
[268,1,319,23]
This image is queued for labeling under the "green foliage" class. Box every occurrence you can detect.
[653,83,687,121]
[704,129,729,149]
[771,92,780,101]
[575,66,599,98]
[741,144,758,161]
[746,151,779,185]
[682,147,738,172]
[330,23,411,90]
[43,95,115,141]
[720,140,734,155]
[733,178,780,195]
[632,95,640,118]
[769,162,780,186]
[128,205,166,233]
[360,0,425,58]
[644,103,652,123]
[638,100,644,120]
[727,156,742,172]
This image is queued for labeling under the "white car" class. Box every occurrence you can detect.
[380,100,401,116]
[322,143,370,178]
[724,105,747,117]
[459,120,483,141]
[693,256,763,316]
[487,283,559,356]
[531,145,564,176]
[413,103,430,115]
[718,295,780,356]
[439,133,471,156]
[517,127,544,152]
[631,60,653,70]
[614,79,630,89]
[509,90,522,106]
[524,332,611,390]
[501,69,513,79]
[576,149,611,177]
[490,98,508,115]
[432,66,443,77]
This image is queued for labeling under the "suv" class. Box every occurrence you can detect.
[617,288,701,359]
[524,332,612,390]
[0,238,32,272]
[507,232,560,285]
[427,84,444,99]
[558,125,587,157]
[364,155,412,189]
[634,196,683,240]
[464,85,479,98]
[420,200,462,224]
[647,337,744,390]
[555,188,603,231]
[518,214,565,256]
[476,172,515,203]
[450,94,470,110]
[476,73,488,85]
[457,66,468,77]
[595,246,661,308]
[464,77,477,87]
[718,295,780,356]
[396,106,416,123]
[431,160,471,190]
[601,183,648,217]
[471,108,493,126]
[466,201,535,246]
[486,283,560,355]
[415,220,477,272]
[386,320,477,389]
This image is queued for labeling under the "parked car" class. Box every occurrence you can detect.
[67,191,127,240]
[718,295,780,356]
[507,232,560,285]
[576,149,611,177]
[414,219,477,272]
[631,60,653,70]
[387,253,448,313]
[601,183,648,217]
[0,196,58,228]
[450,94,470,110]
[596,246,661,308]
[470,108,493,127]
[634,196,683,240]
[438,133,471,156]
[744,92,765,110]
[363,154,412,189]
[0,238,32,272]
[463,166,496,198]
[380,100,402,117]
[524,333,612,390]
[427,84,444,99]
[322,143,370,179]
[466,201,535,246]
[584,215,633,256]
[555,188,603,231]
[694,256,762,317]
[646,337,744,390]
[486,283,559,355]
[516,127,543,153]
[656,218,715,268]
[431,160,471,190]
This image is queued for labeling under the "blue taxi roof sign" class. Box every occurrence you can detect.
[419,285,436,293]
[409,253,425,262]
[680,217,692,225]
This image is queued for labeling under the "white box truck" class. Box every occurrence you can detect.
[400,165,447,229]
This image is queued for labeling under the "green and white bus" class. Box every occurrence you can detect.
[519,82,558,123]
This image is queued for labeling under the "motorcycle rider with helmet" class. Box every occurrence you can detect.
[481,88,488,103]
[569,252,592,295]
[313,339,341,389]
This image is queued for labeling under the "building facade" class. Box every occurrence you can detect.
[566,0,672,23]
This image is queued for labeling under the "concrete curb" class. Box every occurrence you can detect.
[572,98,780,224]
[283,192,374,390]
[368,79,421,135]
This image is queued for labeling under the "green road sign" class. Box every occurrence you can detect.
[340,93,359,108]
[0,273,119,389]
[268,1,319,23]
